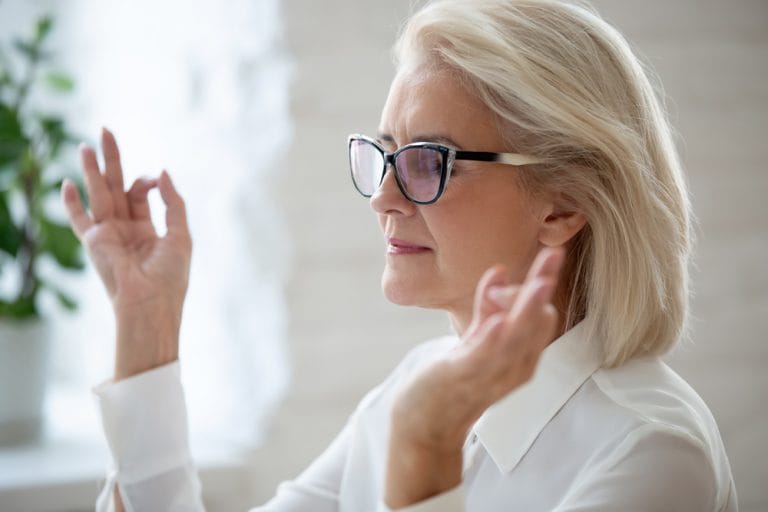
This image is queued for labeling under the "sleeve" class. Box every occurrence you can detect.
[553,424,720,512]
[93,361,203,512]
[378,486,466,512]
[262,336,463,512]
[93,361,360,512]
[249,413,354,512]
[94,337,459,512]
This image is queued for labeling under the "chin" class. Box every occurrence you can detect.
[380,268,448,310]
[381,277,420,306]
[381,269,428,307]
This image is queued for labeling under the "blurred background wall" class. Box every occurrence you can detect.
[259,1,767,511]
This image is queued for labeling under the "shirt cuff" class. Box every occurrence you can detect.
[93,361,192,484]
[380,485,466,512]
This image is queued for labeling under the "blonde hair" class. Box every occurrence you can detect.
[395,0,693,367]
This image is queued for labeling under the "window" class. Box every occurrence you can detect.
[0,0,291,504]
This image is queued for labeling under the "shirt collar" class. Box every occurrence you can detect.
[472,320,602,474]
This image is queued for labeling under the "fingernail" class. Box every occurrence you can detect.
[487,287,504,302]
[487,285,515,303]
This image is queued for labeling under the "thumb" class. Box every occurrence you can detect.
[158,169,191,245]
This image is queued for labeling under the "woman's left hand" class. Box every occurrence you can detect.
[384,246,565,508]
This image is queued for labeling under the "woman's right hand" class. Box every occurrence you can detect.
[61,128,193,381]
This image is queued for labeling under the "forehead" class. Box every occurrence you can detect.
[378,67,504,150]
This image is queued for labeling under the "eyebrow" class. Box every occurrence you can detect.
[376,132,462,149]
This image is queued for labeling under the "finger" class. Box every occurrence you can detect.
[457,311,506,365]
[525,245,565,282]
[80,143,114,222]
[509,247,565,319]
[486,284,521,310]
[60,178,94,239]
[491,248,564,359]
[158,170,191,245]
[537,303,559,350]
[508,301,559,382]
[467,265,510,336]
[496,276,559,365]
[101,127,130,219]
[127,176,158,221]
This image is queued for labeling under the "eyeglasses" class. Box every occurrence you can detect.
[348,134,543,205]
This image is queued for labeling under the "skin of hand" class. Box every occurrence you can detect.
[383,246,564,508]
[60,127,193,382]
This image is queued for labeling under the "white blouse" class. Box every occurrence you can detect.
[93,322,738,511]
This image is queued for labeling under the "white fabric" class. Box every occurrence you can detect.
[93,322,738,511]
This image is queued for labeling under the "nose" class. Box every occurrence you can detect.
[370,163,416,216]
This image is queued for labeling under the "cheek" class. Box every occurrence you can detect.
[427,190,541,279]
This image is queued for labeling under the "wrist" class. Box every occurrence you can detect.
[114,313,180,381]
[384,427,464,508]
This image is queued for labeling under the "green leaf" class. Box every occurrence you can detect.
[0,69,13,91]
[0,294,38,320]
[74,177,88,210]
[44,173,84,196]
[35,16,54,43]
[0,191,22,257]
[53,288,77,311]
[38,217,84,270]
[39,114,67,158]
[39,277,79,312]
[12,38,38,61]
[43,71,73,93]
[0,105,28,168]
[42,177,64,195]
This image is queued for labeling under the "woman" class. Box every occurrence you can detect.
[61,0,737,510]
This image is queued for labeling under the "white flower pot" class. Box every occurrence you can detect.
[0,318,51,446]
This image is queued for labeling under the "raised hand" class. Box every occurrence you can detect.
[384,247,564,507]
[61,128,192,381]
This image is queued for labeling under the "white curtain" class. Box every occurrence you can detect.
[2,0,292,451]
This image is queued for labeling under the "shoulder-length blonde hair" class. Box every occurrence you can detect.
[395,0,693,368]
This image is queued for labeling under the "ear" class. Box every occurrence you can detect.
[537,199,587,247]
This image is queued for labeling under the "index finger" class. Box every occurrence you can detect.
[80,143,114,222]
[526,246,565,283]
[504,246,564,336]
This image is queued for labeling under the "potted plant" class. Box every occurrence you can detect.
[0,15,86,446]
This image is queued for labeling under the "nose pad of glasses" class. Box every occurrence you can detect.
[370,161,412,209]
[375,161,397,193]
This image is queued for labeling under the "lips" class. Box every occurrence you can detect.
[387,237,432,254]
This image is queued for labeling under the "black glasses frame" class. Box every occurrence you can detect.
[348,134,543,205]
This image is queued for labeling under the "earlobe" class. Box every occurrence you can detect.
[538,209,588,247]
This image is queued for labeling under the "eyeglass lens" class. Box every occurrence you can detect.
[350,139,444,203]
[349,140,384,197]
